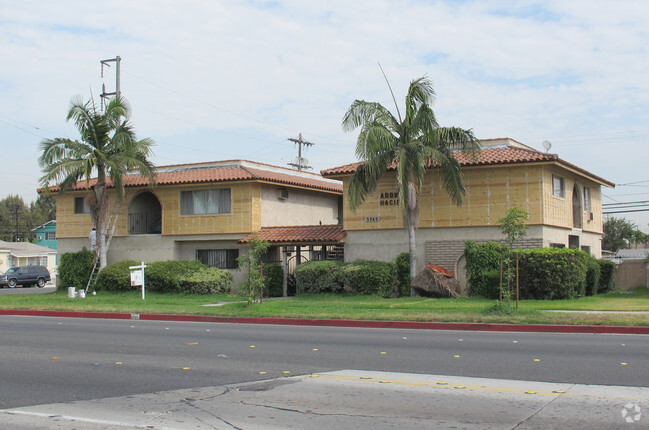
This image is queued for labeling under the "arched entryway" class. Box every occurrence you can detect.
[128,192,162,235]
[572,184,582,228]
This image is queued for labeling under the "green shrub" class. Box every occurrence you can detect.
[146,260,206,293]
[337,260,397,298]
[179,267,232,294]
[518,248,588,300]
[294,260,343,293]
[58,248,94,289]
[395,252,411,297]
[584,257,601,296]
[464,241,508,298]
[95,260,139,291]
[263,263,284,297]
[598,259,616,293]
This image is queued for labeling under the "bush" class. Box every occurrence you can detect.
[146,260,207,293]
[263,263,284,297]
[337,260,397,298]
[58,248,94,289]
[294,260,343,293]
[179,267,232,294]
[584,257,601,296]
[95,260,139,291]
[598,259,616,293]
[518,248,588,300]
[395,252,411,297]
[464,241,508,298]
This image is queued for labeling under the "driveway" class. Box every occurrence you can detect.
[0,285,56,295]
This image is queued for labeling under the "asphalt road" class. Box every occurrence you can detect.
[0,285,56,295]
[1,315,647,411]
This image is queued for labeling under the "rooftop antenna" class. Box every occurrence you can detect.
[100,56,121,110]
[287,133,314,171]
[542,140,552,153]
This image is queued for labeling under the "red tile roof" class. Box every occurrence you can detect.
[43,160,343,194]
[239,224,346,244]
[321,145,614,187]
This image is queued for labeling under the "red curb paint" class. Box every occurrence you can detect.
[1,309,648,334]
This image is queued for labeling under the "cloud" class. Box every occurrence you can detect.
[1,0,648,227]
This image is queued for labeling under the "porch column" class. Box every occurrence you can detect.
[282,246,288,297]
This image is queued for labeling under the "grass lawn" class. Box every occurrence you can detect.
[1,286,648,326]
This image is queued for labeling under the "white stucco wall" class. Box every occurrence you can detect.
[260,185,339,227]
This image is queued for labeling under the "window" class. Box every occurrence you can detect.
[74,197,90,214]
[45,232,56,240]
[580,245,591,255]
[181,189,231,215]
[550,243,565,248]
[196,249,238,269]
[583,187,591,213]
[552,175,565,198]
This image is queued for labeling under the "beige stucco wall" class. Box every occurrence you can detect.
[260,184,339,227]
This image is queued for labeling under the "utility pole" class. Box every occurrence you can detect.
[287,133,314,171]
[100,56,121,109]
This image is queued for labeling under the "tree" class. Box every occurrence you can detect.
[342,74,480,296]
[0,195,29,241]
[497,207,529,310]
[603,217,649,252]
[39,95,155,269]
[237,236,270,305]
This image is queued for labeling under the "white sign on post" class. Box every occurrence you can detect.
[129,262,147,300]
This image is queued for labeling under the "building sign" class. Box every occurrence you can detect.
[380,191,400,206]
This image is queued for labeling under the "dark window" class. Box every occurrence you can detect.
[550,243,565,248]
[580,245,591,255]
[181,189,231,215]
[196,249,238,269]
[74,197,90,214]
[568,235,580,249]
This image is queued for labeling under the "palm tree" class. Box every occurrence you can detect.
[342,75,480,296]
[39,95,155,269]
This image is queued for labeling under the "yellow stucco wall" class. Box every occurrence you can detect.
[55,182,260,238]
[342,163,604,233]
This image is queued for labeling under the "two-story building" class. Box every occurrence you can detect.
[321,138,614,286]
[51,160,344,286]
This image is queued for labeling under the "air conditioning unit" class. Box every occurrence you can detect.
[278,187,289,199]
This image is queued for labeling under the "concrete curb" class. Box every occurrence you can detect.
[1,309,649,334]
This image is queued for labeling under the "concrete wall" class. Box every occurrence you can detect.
[614,260,647,290]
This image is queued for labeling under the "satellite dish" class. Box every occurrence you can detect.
[542,140,552,152]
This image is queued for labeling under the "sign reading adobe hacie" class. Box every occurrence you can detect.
[365,191,400,223]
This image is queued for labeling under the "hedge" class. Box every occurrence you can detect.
[395,252,411,297]
[598,259,616,293]
[518,248,589,300]
[95,260,139,291]
[95,259,232,294]
[337,260,397,298]
[146,260,207,293]
[58,248,94,290]
[294,259,397,297]
[584,257,601,296]
[464,241,508,299]
[294,260,343,293]
[263,263,284,297]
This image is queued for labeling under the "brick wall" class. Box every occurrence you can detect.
[425,238,543,276]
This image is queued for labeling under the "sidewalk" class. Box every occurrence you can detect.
[2,308,649,334]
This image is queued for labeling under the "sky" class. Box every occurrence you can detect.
[1,1,648,230]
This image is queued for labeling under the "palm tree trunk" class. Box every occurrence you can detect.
[92,184,109,270]
[408,222,417,297]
